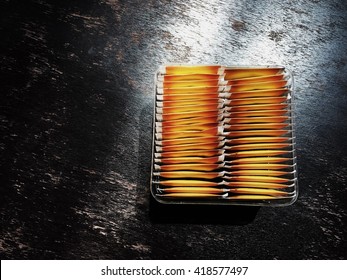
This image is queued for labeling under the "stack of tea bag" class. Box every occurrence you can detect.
[152,65,297,205]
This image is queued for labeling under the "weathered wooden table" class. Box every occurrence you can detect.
[1,0,346,259]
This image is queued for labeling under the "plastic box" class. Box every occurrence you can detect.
[150,65,298,206]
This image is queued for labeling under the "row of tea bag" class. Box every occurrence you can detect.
[152,65,297,204]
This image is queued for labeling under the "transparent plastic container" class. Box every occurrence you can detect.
[150,65,298,206]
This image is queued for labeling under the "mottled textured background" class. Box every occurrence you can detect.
[1,0,346,259]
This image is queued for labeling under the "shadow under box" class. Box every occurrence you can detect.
[149,195,260,225]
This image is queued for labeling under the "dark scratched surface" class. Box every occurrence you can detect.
[1,0,346,259]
